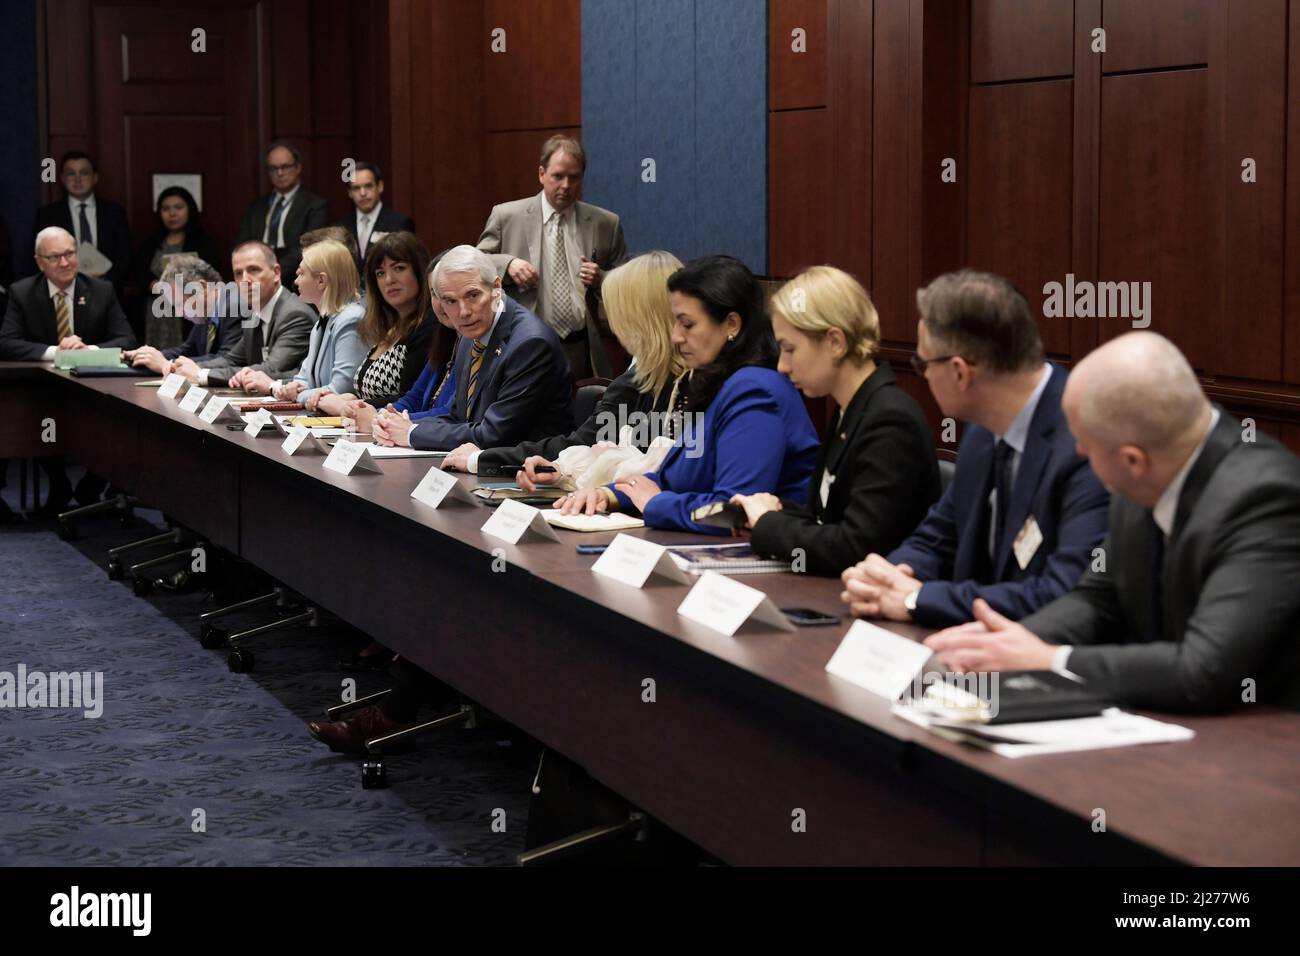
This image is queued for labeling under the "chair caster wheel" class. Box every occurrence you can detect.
[107,558,122,580]
[361,759,388,789]
[57,521,76,541]
[199,623,228,649]
[227,647,254,673]
[132,576,154,597]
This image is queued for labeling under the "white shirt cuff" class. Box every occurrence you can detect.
[41,345,57,362]
[198,368,210,386]
[466,451,480,474]
[1051,645,1074,676]
[87,344,99,350]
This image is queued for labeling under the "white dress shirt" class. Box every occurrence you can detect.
[264,186,299,248]
[357,201,382,257]
[68,194,97,247]
[1051,406,1222,675]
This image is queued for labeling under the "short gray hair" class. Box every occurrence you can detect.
[431,244,497,296]
[161,254,221,286]
[35,226,74,255]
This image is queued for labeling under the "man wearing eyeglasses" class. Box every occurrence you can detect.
[841,269,1109,629]
[0,227,135,517]
[233,141,328,281]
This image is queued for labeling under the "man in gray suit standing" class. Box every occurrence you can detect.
[477,135,628,379]
[924,331,1300,713]
[171,240,313,389]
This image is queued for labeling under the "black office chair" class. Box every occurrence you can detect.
[937,448,957,494]
[55,492,138,541]
[198,582,321,672]
[571,377,610,427]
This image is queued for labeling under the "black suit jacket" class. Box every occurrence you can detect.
[750,362,941,576]
[33,197,133,288]
[0,273,135,360]
[161,286,244,362]
[1023,410,1300,713]
[410,296,573,451]
[335,205,415,264]
[234,189,329,280]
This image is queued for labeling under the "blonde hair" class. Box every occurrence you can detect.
[301,239,360,317]
[602,251,686,397]
[770,265,880,365]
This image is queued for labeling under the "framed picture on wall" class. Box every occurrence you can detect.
[151,173,203,210]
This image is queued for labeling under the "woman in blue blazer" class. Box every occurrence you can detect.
[238,239,366,405]
[557,255,819,534]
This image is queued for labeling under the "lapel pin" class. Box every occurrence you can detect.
[77,296,86,306]
[495,347,502,356]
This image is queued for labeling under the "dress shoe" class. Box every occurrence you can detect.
[308,706,416,755]
[337,642,394,673]
[154,568,198,592]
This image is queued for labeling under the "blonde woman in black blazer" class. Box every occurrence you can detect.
[734,266,940,576]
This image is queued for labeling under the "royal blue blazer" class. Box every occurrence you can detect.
[393,354,458,421]
[610,365,819,534]
[887,363,1110,627]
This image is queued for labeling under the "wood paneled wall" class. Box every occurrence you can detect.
[769,0,1300,454]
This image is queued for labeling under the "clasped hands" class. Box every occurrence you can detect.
[841,555,1056,672]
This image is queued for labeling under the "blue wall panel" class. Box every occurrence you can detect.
[582,0,768,273]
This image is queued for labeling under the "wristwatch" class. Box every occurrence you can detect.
[903,586,921,616]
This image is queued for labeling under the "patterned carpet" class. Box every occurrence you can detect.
[0,468,533,866]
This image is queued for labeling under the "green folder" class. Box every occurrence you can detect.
[55,348,124,370]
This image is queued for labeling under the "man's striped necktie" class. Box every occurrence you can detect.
[54,291,71,342]
[466,342,488,405]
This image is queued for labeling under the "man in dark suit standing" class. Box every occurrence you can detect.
[234,141,328,282]
[335,161,414,266]
[124,254,243,375]
[841,269,1110,628]
[32,152,133,290]
[372,245,572,452]
[477,136,628,379]
[925,332,1300,713]
[0,227,136,514]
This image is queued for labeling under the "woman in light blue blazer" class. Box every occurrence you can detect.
[268,238,367,406]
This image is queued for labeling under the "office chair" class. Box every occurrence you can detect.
[571,377,610,427]
[937,448,957,494]
[197,583,320,672]
[56,492,138,541]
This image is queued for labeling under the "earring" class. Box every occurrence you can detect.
[727,333,737,341]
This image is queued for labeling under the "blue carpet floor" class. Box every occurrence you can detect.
[0,469,532,866]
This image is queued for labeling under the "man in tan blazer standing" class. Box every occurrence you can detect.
[477,135,628,379]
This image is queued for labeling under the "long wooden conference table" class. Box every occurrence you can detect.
[2,361,1298,866]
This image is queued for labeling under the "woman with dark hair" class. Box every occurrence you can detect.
[557,254,819,534]
[133,186,220,347]
[311,231,435,416]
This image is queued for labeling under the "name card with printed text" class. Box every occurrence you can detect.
[323,439,384,475]
[592,533,692,588]
[244,408,275,436]
[282,424,329,455]
[178,386,209,413]
[158,373,189,399]
[676,571,795,636]
[481,498,560,545]
[199,395,244,425]
[824,620,934,701]
[410,466,479,509]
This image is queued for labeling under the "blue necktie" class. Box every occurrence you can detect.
[265,196,286,245]
[78,203,93,246]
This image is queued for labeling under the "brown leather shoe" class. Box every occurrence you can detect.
[308,706,415,755]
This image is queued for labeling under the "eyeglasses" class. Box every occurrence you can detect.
[909,352,974,376]
[265,163,298,174]
[38,251,77,263]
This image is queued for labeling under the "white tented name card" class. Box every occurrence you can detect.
[158,373,188,399]
[282,424,329,455]
[592,533,692,588]
[825,620,933,701]
[199,395,244,425]
[481,497,560,544]
[410,466,478,509]
[178,386,209,413]
[243,408,275,436]
[676,571,795,636]
[323,439,384,475]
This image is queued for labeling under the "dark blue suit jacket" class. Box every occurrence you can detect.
[611,366,820,534]
[162,287,243,362]
[409,296,573,451]
[888,363,1109,627]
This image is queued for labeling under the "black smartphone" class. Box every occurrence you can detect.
[576,544,608,555]
[781,607,840,627]
[690,500,747,530]
[535,464,558,474]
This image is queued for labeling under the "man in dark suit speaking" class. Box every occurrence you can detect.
[0,226,136,514]
[926,331,1300,713]
[234,141,328,281]
[372,245,572,452]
